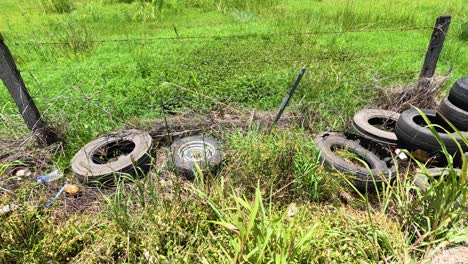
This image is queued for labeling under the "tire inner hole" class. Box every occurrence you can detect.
[413,115,455,133]
[368,117,396,132]
[332,145,372,168]
[92,140,136,164]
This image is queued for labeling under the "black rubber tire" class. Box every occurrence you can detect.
[413,168,464,210]
[414,168,468,212]
[71,130,153,186]
[437,96,468,131]
[395,108,468,155]
[448,76,468,111]
[413,174,430,193]
[315,132,395,192]
[352,109,400,145]
[168,135,223,179]
[413,168,462,193]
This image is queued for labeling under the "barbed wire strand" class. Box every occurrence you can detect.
[19,47,430,73]
[9,26,433,46]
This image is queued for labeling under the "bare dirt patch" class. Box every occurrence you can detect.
[128,110,301,146]
[432,246,468,264]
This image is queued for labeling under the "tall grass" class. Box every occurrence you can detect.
[204,187,318,263]
[107,0,279,13]
[41,0,75,14]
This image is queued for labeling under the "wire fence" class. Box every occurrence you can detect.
[9,25,434,46]
[1,20,443,133]
[3,22,439,76]
[18,47,435,73]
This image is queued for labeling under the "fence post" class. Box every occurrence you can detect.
[0,33,59,145]
[419,16,451,85]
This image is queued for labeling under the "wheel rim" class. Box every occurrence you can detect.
[178,141,215,162]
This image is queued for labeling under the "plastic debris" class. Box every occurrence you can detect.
[394,148,408,161]
[16,168,32,177]
[64,184,80,195]
[0,204,18,216]
[45,184,66,208]
[287,203,298,218]
[36,169,63,184]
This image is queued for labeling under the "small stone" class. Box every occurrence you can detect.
[287,203,298,218]
[339,191,354,204]
[0,204,19,216]
[16,168,32,177]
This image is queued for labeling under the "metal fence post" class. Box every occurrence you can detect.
[0,33,59,145]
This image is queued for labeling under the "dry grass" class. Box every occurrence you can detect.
[127,110,301,146]
[0,137,61,173]
[374,74,451,112]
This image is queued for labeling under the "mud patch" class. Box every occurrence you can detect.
[51,186,105,222]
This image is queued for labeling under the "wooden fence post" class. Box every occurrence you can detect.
[419,16,451,85]
[0,33,59,145]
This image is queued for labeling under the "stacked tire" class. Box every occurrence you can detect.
[315,76,468,193]
[395,77,468,161]
[438,77,468,131]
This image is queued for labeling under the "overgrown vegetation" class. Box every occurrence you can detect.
[40,0,75,14]
[0,0,467,262]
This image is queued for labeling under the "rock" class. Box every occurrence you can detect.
[0,204,19,216]
[15,168,32,177]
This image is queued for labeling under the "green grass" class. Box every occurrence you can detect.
[0,0,467,262]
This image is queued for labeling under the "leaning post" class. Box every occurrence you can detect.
[418,16,451,87]
[0,33,59,145]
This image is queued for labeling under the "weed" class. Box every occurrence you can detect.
[41,0,75,14]
[459,21,468,42]
[207,187,318,263]
[47,18,94,55]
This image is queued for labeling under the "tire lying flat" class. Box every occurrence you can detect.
[315,132,395,192]
[395,108,467,155]
[168,135,223,179]
[437,96,468,131]
[352,109,400,145]
[71,130,153,185]
[448,76,468,111]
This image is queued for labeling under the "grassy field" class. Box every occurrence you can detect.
[0,0,467,263]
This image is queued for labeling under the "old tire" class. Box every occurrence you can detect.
[448,76,468,111]
[437,96,468,131]
[71,130,153,186]
[315,132,395,192]
[168,135,223,179]
[413,168,465,210]
[413,174,430,193]
[395,108,467,155]
[352,109,400,145]
[413,168,461,193]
